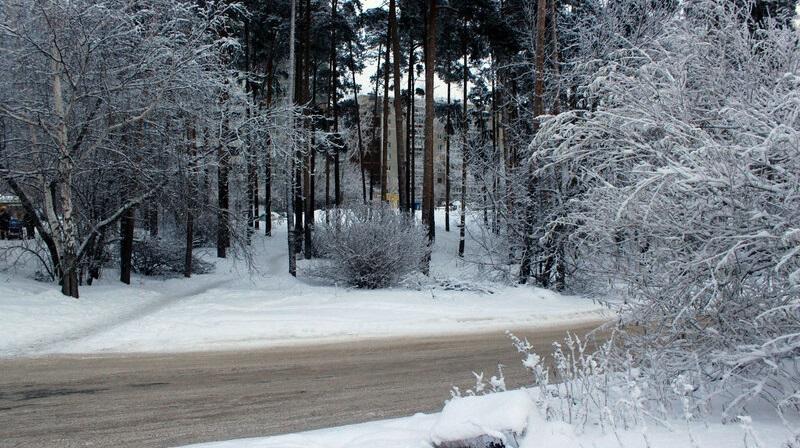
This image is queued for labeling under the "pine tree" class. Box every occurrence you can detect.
[421,0,437,241]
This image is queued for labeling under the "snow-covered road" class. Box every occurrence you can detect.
[0,322,605,448]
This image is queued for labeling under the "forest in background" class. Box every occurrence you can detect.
[1,0,799,442]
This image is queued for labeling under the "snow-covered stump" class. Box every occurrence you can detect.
[431,391,533,448]
[433,432,518,448]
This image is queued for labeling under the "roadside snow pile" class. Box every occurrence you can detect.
[431,390,533,447]
[177,389,793,448]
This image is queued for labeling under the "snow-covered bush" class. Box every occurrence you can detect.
[310,204,430,289]
[530,0,800,422]
[506,331,656,430]
[130,238,213,277]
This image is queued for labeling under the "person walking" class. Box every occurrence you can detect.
[0,206,9,240]
[23,211,35,239]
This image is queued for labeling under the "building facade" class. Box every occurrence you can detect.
[359,95,450,207]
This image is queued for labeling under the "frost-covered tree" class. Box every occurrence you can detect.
[531,0,800,416]
[0,0,244,296]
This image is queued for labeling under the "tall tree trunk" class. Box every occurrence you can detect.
[52,52,79,298]
[551,0,565,290]
[245,20,256,235]
[287,0,298,276]
[550,0,561,117]
[405,46,413,212]
[264,49,275,237]
[330,0,341,210]
[265,132,273,236]
[325,153,330,222]
[389,0,407,211]
[409,49,417,212]
[422,0,437,241]
[253,161,260,230]
[458,33,468,258]
[348,39,367,203]
[247,151,256,234]
[185,124,197,278]
[505,79,518,264]
[326,19,333,222]
[380,29,390,202]
[184,209,194,278]
[491,62,499,234]
[445,81,451,232]
[119,206,134,284]
[88,229,105,284]
[305,58,318,258]
[217,125,229,259]
[371,42,383,203]
[519,0,547,284]
[145,205,158,237]
[294,0,311,254]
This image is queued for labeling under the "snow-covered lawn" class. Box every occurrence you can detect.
[179,389,794,448]
[0,211,611,357]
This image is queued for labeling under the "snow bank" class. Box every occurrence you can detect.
[0,212,611,357]
[177,390,794,448]
[178,413,439,448]
[431,390,533,445]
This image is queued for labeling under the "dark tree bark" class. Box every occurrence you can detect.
[371,42,383,203]
[348,39,367,203]
[264,47,275,236]
[184,124,197,278]
[421,0,437,240]
[184,210,194,278]
[245,20,257,235]
[445,81,451,232]
[265,136,273,236]
[380,28,390,202]
[405,45,413,212]
[409,49,417,212]
[519,0,547,284]
[87,229,105,285]
[147,206,158,237]
[287,0,298,277]
[119,206,134,284]
[325,152,330,222]
[217,134,230,259]
[305,57,318,258]
[293,0,310,254]
[491,63,499,234]
[458,32,468,258]
[389,0,407,210]
[331,0,342,210]
[551,0,565,290]
[61,254,79,298]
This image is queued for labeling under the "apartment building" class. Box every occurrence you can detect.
[358,94,450,208]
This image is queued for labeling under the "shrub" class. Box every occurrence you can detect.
[131,237,214,277]
[311,204,430,288]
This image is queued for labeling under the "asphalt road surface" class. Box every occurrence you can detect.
[0,321,605,448]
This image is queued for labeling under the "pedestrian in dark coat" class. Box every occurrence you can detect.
[0,206,9,240]
[23,211,35,239]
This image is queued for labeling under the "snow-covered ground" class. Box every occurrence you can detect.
[0,210,611,357]
[179,389,794,448]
